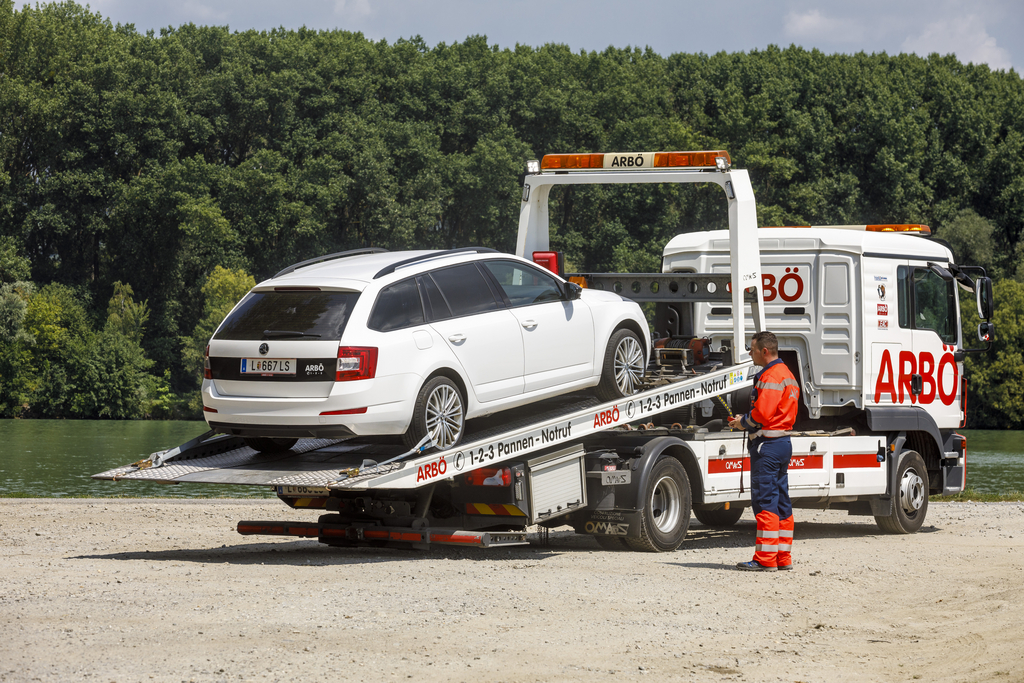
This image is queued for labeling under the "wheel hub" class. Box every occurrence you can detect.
[425,384,463,449]
[650,475,682,533]
[899,468,925,514]
[614,336,645,395]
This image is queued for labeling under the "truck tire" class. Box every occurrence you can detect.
[594,328,646,402]
[403,375,465,450]
[693,505,744,528]
[244,437,298,453]
[626,456,691,552]
[875,451,929,534]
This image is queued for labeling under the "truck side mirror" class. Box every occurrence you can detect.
[976,277,993,320]
[977,321,995,343]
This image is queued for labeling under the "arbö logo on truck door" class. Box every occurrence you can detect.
[873,347,959,406]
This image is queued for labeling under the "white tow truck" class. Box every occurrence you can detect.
[94,150,994,550]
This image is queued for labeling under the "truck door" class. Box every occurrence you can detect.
[897,264,962,428]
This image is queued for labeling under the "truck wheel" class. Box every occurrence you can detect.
[875,451,929,534]
[693,505,744,528]
[626,456,691,552]
[403,376,465,450]
[244,437,298,453]
[594,328,646,402]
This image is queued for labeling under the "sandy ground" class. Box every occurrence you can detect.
[0,499,1022,683]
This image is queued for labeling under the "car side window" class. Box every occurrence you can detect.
[368,278,425,332]
[483,260,563,307]
[428,264,501,317]
[418,274,452,321]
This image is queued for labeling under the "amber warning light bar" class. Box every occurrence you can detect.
[540,150,731,172]
[761,224,931,234]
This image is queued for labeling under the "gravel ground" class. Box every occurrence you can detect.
[1,499,1021,683]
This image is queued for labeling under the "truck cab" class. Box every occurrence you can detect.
[660,224,994,499]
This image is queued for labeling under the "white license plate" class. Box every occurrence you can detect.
[241,358,296,375]
[601,471,631,486]
[277,485,329,496]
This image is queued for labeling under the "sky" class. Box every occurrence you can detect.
[75,0,1022,72]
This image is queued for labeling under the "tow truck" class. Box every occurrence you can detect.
[94,150,994,551]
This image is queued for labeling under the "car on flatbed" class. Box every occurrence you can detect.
[202,247,651,452]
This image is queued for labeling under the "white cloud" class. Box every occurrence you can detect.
[334,0,372,20]
[783,9,864,44]
[902,15,1011,69]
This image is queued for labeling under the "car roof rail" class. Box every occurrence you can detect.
[373,247,499,279]
[274,248,390,278]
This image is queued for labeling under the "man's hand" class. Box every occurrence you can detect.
[728,415,744,430]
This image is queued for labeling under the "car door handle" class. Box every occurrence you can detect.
[448,334,466,343]
[521,320,537,329]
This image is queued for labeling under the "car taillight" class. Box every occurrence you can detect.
[336,346,378,381]
[204,344,212,380]
[464,467,512,486]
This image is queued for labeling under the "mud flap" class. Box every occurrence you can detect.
[573,510,643,538]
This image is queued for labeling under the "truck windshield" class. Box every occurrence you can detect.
[214,291,360,341]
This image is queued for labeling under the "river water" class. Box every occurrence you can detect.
[0,420,1022,497]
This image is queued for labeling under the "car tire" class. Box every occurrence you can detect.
[403,375,465,451]
[243,437,298,453]
[594,328,646,402]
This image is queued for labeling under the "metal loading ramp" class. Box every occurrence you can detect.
[94,365,753,492]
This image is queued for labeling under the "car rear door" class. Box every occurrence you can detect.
[425,263,525,403]
[481,260,595,393]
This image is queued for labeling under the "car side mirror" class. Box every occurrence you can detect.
[976,277,993,320]
[564,282,583,301]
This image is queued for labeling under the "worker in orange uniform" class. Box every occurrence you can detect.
[728,331,800,571]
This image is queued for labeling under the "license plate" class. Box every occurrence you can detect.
[277,485,329,496]
[241,358,296,375]
[601,471,631,486]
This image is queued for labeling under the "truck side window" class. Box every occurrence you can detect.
[368,278,425,332]
[896,265,956,344]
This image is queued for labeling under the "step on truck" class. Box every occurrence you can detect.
[95,150,995,550]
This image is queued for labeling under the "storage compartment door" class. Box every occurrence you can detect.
[527,445,587,523]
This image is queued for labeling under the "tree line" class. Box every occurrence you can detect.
[1,1,1022,426]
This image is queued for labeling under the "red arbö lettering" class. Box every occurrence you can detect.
[416,457,448,482]
[873,348,959,406]
[762,268,805,303]
[593,406,620,427]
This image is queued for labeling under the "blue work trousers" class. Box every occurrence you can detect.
[749,435,792,519]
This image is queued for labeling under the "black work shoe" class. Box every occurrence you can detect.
[736,560,777,572]
[777,564,793,571]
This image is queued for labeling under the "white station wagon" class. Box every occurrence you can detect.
[202,248,650,451]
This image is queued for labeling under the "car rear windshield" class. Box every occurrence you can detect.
[214,291,360,341]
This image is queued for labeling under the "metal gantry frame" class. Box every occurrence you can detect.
[515,167,766,359]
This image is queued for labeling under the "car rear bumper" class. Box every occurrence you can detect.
[201,373,419,437]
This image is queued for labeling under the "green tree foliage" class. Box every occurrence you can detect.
[961,280,1024,427]
[2,2,1024,422]
[181,266,255,389]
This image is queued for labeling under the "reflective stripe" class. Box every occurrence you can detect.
[755,544,777,552]
[755,378,799,391]
[756,530,780,539]
[754,429,789,438]
[777,543,792,551]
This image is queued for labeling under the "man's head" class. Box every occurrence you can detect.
[750,331,779,366]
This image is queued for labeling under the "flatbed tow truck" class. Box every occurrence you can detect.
[95,150,992,551]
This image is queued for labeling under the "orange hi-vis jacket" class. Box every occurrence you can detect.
[739,358,799,437]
